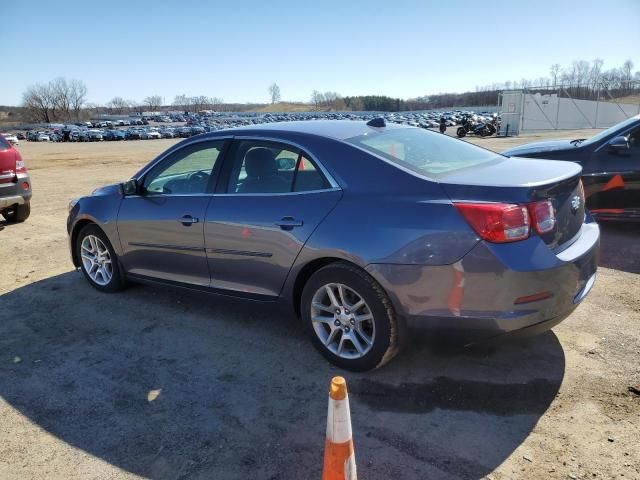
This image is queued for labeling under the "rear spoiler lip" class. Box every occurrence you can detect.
[437,156,582,189]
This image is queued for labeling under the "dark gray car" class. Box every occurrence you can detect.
[67,120,599,371]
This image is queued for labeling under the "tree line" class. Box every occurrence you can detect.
[470,59,639,104]
[22,78,87,123]
[15,59,640,123]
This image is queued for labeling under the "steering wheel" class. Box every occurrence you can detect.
[187,171,209,193]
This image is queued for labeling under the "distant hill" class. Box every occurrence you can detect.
[255,102,335,113]
[607,94,640,105]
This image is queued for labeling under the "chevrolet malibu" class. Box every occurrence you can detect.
[67,120,599,371]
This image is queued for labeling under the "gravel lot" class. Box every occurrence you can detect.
[0,130,639,480]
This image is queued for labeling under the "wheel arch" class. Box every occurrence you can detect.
[290,256,378,318]
[71,219,120,269]
[70,219,98,267]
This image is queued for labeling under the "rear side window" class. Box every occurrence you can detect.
[227,140,329,194]
[345,127,500,177]
[0,136,9,149]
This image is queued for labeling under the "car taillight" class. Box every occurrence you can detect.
[529,200,556,234]
[15,151,27,174]
[455,203,530,243]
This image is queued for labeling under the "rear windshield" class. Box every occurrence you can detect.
[345,127,500,178]
[0,136,9,149]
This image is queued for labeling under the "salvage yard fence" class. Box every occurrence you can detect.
[499,81,640,135]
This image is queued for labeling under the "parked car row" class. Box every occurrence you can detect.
[3,109,503,146]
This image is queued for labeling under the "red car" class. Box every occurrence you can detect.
[0,134,31,223]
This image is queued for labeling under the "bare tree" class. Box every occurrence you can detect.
[590,59,604,88]
[107,97,130,114]
[622,59,634,90]
[69,79,87,120]
[22,83,55,123]
[143,95,163,110]
[173,94,189,110]
[50,77,72,119]
[209,97,223,111]
[268,83,281,104]
[311,90,322,110]
[549,64,561,89]
[21,77,87,122]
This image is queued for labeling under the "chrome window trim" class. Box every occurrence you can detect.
[124,193,217,198]
[124,187,341,200]
[212,187,342,197]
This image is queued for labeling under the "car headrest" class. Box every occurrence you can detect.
[245,148,277,178]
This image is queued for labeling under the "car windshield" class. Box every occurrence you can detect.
[580,115,640,146]
[345,127,500,177]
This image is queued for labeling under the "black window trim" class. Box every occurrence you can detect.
[593,119,640,153]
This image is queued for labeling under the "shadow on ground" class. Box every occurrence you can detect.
[598,221,640,274]
[0,219,16,230]
[0,272,565,479]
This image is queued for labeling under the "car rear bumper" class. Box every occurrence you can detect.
[366,219,600,340]
[0,174,32,210]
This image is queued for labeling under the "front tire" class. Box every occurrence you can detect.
[456,127,466,138]
[76,224,125,292]
[301,262,401,371]
[2,202,30,223]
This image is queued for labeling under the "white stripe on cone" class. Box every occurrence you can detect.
[326,395,353,444]
[324,388,357,480]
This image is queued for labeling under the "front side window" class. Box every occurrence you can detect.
[345,127,500,177]
[627,126,640,152]
[227,140,329,194]
[581,115,640,147]
[143,141,223,195]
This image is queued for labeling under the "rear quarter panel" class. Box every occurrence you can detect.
[278,134,481,303]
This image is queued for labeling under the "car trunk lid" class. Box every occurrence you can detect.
[439,157,585,249]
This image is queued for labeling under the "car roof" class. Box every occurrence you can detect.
[212,119,411,141]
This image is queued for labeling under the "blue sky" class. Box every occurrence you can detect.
[2,0,638,105]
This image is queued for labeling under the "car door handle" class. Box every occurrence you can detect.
[178,215,199,226]
[275,217,303,230]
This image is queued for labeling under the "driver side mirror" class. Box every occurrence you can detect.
[122,179,139,196]
[608,136,629,153]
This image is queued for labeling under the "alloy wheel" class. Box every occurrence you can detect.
[310,283,376,359]
[80,235,113,286]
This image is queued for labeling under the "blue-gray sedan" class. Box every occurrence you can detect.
[67,120,600,371]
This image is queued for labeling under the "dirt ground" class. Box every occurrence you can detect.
[0,130,638,480]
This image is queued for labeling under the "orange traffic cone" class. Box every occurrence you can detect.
[322,376,357,480]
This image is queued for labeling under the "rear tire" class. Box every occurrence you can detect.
[456,127,466,138]
[301,262,401,371]
[2,202,30,223]
[76,224,125,293]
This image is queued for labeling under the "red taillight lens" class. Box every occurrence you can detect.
[455,203,530,243]
[529,200,556,234]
